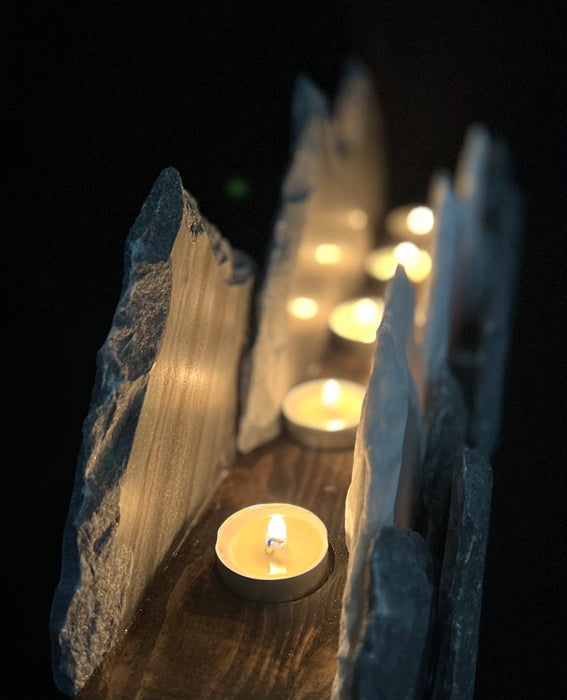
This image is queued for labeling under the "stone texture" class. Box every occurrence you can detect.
[414,363,469,578]
[237,61,384,453]
[430,448,493,700]
[352,528,434,700]
[236,75,329,454]
[421,174,459,398]
[333,268,423,700]
[50,167,253,696]
[451,124,523,458]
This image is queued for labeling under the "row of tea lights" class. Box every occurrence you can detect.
[215,204,434,603]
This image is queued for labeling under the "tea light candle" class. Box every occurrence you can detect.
[364,242,432,285]
[385,204,434,242]
[282,378,366,449]
[329,296,385,349]
[215,503,329,603]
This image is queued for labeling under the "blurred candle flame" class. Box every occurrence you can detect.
[288,296,319,319]
[406,206,434,235]
[315,243,342,265]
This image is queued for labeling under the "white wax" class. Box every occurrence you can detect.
[215,503,328,580]
[282,378,366,433]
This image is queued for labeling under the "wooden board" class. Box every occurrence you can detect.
[77,341,373,700]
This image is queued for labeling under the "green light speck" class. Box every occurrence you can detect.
[224,176,250,201]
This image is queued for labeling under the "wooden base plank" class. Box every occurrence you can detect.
[79,436,354,700]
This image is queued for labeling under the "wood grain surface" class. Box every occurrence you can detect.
[78,339,374,700]
[78,440,348,700]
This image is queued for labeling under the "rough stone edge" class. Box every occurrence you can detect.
[236,75,329,453]
[352,528,434,700]
[431,447,493,700]
[422,174,459,397]
[333,268,423,700]
[50,167,253,696]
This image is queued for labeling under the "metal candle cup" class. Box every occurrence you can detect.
[281,378,366,450]
[215,503,329,603]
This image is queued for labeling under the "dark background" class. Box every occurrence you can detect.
[3,2,565,698]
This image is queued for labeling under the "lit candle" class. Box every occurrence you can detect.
[282,378,366,449]
[384,204,434,242]
[364,242,432,284]
[288,296,319,319]
[215,503,329,602]
[329,296,385,349]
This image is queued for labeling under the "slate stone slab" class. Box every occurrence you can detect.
[451,124,523,458]
[422,174,459,395]
[236,74,329,454]
[352,528,434,700]
[430,448,493,700]
[237,61,384,453]
[414,363,469,577]
[50,168,253,696]
[333,268,423,700]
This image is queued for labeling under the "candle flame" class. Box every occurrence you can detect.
[395,241,420,266]
[315,243,342,265]
[265,514,287,551]
[406,206,434,235]
[394,242,432,283]
[353,298,382,325]
[288,296,319,319]
[321,378,341,407]
[364,246,398,282]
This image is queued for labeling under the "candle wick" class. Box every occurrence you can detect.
[265,537,285,554]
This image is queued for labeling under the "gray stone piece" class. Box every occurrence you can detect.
[333,268,424,700]
[414,363,469,576]
[468,160,523,459]
[430,448,493,700]
[237,61,384,454]
[50,168,253,696]
[236,75,329,454]
[422,175,459,394]
[352,528,434,700]
[451,124,523,458]
[332,56,386,228]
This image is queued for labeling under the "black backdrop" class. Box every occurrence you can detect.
[4,2,565,698]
